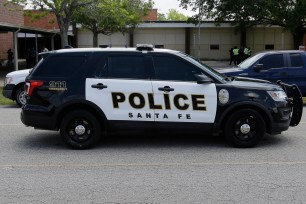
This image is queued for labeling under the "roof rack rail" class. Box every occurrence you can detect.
[136,44,154,51]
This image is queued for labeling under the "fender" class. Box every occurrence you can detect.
[55,97,108,129]
[213,101,273,133]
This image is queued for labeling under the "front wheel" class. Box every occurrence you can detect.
[60,110,101,149]
[224,109,266,148]
[15,86,26,107]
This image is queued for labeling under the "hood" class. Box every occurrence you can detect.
[218,67,243,74]
[229,77,281,91]
[7,69,31,78]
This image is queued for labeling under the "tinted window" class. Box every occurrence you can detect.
[289,53,303,67]
[258,54,284,69]
[153,55,202,81]
[33,54,88,77]
[108,55,147,79]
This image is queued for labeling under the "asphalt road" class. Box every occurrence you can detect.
[0,105,306,203]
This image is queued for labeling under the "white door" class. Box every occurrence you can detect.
[150,54,217,123]
[86,54,154,122]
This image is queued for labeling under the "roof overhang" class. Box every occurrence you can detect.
[0,21,59,35]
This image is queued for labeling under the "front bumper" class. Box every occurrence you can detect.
[2,84,15,100]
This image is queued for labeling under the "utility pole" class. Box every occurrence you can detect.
[198,1,202,60]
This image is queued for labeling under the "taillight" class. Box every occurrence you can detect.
[25,80,44,96]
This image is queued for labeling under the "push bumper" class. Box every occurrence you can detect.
[277,81,303,126]
[2,84,15,99]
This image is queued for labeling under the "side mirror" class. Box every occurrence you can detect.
[253,64,263,72]
[195,74,213,84]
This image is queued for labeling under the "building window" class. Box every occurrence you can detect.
[210,45,219,50]
[265,44,274,50]
[155,45,164,48]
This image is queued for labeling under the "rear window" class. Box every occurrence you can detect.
[32,53,88,77]
[289,53,303,67]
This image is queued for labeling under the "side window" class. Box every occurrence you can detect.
[33,54,88,77]
[108,55,148,79]
[258,54,284,69]
[289,53,303,68]
[153,55,202,81]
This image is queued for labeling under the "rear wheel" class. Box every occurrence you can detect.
[224,109,266,147]
[15,86,26,107]
[60,110,101,149]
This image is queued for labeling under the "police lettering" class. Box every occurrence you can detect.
[112,92,206,111]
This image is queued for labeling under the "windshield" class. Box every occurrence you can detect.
[177,52,227,82]
[239,53,265,69]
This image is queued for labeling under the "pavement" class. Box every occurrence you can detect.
[0,61,231,87]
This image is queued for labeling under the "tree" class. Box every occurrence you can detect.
[167,9,188,21]
[263,0,306,49]
[73,0,152,47]
[180,0,306,48]
[7,0,95,48]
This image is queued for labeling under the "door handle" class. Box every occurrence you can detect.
[158,86,174,92]
[91,83,107,89]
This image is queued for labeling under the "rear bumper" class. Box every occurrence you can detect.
[21,104,58,130]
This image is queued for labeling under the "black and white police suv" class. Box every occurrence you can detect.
[21,45,303,149]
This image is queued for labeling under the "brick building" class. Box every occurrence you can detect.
[0,0,23,61]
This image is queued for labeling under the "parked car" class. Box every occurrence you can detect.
[2,52,49,107]
[219,50,306,96]
[2,69,31,107]
[21,45,302,149]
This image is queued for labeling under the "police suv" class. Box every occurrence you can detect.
[21,45,303,149]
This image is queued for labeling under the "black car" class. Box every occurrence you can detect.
[21,45,303,149]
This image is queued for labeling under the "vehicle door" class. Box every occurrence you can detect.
[150,54,217,132]
[285,52,306,95]
[250,53,286,82]
[86,53,154,130]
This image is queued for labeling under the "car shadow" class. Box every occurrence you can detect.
[17,131,289,151]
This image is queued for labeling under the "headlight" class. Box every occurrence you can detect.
[4,77,12,86]
[267,90,287,101]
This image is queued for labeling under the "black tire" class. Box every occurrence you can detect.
[15,86,26,107]
[224,109,266,148]
[60,110,102,149]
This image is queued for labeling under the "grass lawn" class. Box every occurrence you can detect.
[0,86,15,105]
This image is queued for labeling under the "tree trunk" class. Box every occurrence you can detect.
[240,27,246,47]
[58,19,69,48]
[93,32,98,47]
[292,26,304,49]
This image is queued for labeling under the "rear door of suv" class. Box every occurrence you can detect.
[86,52,154,132]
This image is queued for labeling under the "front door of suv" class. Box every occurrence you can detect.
[86,53,154,132]
[150,54,217,132]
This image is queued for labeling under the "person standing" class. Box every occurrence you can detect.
[229,47,234,65]
[232,46,239,65]
[7,48,13,67]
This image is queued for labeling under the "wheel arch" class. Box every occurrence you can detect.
[216,102,273,134]
[55,100,108,131]
[12,82,25,100]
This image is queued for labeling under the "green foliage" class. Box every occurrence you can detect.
[167,9,188,21]
[180,0,306,48]
[73,0,153,47]
[7,0,96,48]
[157,9,188,21]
